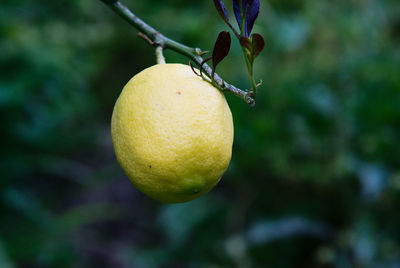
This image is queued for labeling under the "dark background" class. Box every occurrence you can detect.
[1,0,400,267]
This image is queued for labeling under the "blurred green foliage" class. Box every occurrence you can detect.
[1,0,400,267]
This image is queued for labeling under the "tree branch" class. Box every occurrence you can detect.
[100,0,255,106]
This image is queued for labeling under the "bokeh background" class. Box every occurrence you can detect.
[1,0,400,267]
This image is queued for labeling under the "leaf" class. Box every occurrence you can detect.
[239,37,252,63]
[244,0,260,37]
[213,0,231,25]
[233,0,260,37]
[212,31,231,71]
[240,34,264,64]
[233,0,241,30]
[239,37,252,50]
[251,33,265,59]
[213,0,240,38]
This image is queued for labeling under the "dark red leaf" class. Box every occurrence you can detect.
[239,37,252,50]
[212,31,231,70]
[251,33,265,59]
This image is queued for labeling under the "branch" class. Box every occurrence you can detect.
[100,0,255,106]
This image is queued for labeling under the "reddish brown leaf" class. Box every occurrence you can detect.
[212,31,231,71]
[240,37,252,51]
[251,33,265,59]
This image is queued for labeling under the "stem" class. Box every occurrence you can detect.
[248,69,257,96]
[237,1,257,96]
[155,46,166,64]
[100,0,255,106]
[241,47,257,96]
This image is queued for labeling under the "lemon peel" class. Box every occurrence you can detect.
[111,64,233,203]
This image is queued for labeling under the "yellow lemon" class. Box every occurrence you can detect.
[111,63,234,203]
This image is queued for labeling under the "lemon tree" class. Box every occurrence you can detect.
[111,64,234,203]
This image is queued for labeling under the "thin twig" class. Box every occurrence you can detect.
[100,0,255,106]
[137,32,154,46]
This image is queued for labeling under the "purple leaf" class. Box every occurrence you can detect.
[214,0,240,38]
[251,33,265,59]
[213,0,230,25]
[212,31,231,71]
[244,0,260,37]
[233,0,260,37]
[233,0,241,30]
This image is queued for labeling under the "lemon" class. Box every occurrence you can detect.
[111,63,234,203]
